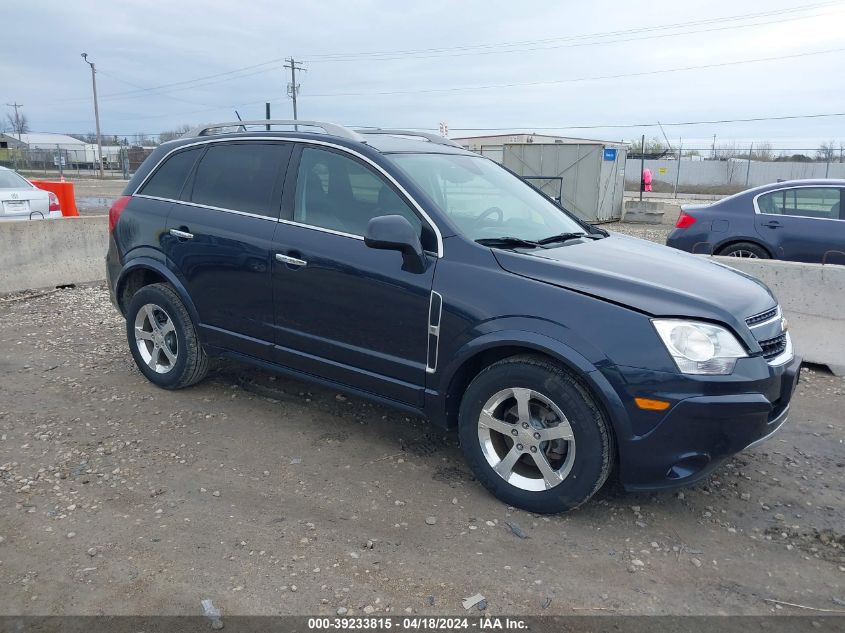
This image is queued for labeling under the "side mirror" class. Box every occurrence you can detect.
[364,215,427,274]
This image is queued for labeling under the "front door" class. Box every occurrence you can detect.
[755,186,845,263]
[270,145,438,406]
[163,141,292,359]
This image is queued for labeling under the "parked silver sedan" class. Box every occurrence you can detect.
[0,166,62,221]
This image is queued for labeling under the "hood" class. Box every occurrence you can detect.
[492,233,775,343]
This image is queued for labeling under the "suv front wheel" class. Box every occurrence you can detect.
[125,283,209,389]
[458,355,613,513]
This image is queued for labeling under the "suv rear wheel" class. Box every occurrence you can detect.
[125,283,208,389]
[458,355,613,513]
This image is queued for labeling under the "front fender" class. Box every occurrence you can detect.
[116,256,200,326]
[428,324,633,443]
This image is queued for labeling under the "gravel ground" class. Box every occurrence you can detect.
[608,223,674,245]
[0,285,843,616]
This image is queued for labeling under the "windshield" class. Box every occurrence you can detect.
[389,154,586,242]
[0,170,32,189]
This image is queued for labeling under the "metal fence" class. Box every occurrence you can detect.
[0,146,154,179]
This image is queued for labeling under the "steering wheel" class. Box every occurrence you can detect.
[473,206,504,226]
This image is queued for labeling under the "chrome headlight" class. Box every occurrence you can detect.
[652,319,747,375]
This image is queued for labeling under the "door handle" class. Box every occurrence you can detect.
[761,221,781,228]
[169,228,194,239]
[275,253,307,267]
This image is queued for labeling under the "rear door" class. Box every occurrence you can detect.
[754,186,844,263]
[163,141,292,360]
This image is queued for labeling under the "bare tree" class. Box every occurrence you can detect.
[158,124,193,143]
[715,142,741,160]
[816,141,837,162]
[751,141,773,161]
[5,109,29,136]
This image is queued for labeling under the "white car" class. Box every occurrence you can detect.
[0,166,62,221]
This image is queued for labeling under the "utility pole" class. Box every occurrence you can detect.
[81,53,104,179]
[284,57,305,120]
[711,134,717,160]
[4,102,23,170]
[4,102,24,142]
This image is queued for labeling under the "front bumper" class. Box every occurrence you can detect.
[606,354,801,491]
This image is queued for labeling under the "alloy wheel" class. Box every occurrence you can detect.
[477,387,576,491]
[728,250,758,258]
[134,303,178,374]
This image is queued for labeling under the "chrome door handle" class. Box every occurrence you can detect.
[169,228,194,239]
[275,253,307,267]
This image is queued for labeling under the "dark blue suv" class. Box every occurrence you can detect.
[106,121,801,513]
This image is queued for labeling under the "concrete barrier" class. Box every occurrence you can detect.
[1,216,840,375]
[0,215,107,295]
[623,199,683,225]
[713,256,845,376]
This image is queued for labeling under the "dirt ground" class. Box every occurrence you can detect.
[0,284,843,617]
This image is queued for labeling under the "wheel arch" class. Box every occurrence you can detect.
[116,258,200,326]
[432,331,627,442]
[714,237,774,258]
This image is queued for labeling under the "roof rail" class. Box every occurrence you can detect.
[356,129,463,148]
[184,120,365,143]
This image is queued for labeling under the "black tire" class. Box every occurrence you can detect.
[458,355,613,514]
[718,242,770,259]
[125,283,208,389]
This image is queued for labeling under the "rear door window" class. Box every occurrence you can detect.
[293,147,422,236]
[190,143,288,217]
[139,148,202,199]
[787,187,841,220]
[758,187,841,220]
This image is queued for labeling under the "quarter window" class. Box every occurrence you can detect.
[138,148,202,199]
[758,187,842,220]
[293,147,422,238]
[190,143,287,217]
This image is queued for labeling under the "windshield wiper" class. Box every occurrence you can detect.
[536,232,596,245]
[475,236,541,249]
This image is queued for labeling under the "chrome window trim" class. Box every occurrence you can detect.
[753,184,843,222]
[278,218,364,241]
[132,136,444,257]
[134,194,278,222]
[748,305,782,329]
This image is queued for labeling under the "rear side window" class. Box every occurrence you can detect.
[190,143,288,217]
[758,187,841,220]
[139,148,201,199]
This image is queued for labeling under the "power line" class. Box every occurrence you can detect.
[309,1,842,61]
[303,2,842,62]
[61,1,840,103]
[104,44,845,123]
[445,111,845,132]
[305,47,845,97]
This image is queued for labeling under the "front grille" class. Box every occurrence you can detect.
[760,333,787,360]
[746,306,778,327]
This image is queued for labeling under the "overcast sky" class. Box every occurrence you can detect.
[2,0,844,152]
